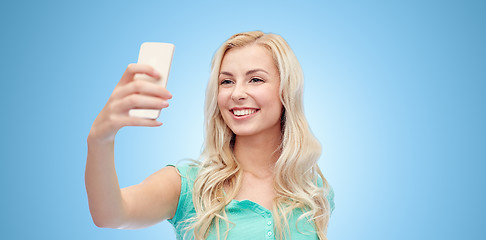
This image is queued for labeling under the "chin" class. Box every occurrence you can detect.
[228,125,260,136]
[231,130,255,137]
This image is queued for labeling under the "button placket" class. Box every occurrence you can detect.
[255,207,273,239]
[264,214,274,238]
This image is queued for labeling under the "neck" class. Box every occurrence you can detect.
[233,131,282,178]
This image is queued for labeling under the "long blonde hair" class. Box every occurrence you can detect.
[190,31,331,240]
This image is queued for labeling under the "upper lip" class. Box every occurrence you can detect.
[230,107,259,111]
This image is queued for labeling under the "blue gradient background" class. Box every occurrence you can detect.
[1,0,484,239]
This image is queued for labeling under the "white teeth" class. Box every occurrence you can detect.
[233,109,256,116]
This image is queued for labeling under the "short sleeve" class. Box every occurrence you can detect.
[317,176,335,215]
[326,184,335,214]
[167,162,199,226]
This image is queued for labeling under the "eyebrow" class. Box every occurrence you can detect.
[219,69,269,77]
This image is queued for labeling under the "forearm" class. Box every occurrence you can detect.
[85,63,172,228]
[85,135,126,228]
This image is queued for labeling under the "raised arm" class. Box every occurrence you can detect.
[85,64,180,229]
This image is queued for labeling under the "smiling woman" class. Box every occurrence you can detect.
[85,31,334,240]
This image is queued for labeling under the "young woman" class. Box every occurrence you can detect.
[86,31,335,240]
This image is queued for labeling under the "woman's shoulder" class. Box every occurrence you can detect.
[166,161,200,226]
[316,174,335,214]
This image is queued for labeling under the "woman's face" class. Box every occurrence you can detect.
[217,44,283,138]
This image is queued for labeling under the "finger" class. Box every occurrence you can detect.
[113,94,170,113]
[118,63,160,86]
[116,115,164,127]
[112,80,173,100]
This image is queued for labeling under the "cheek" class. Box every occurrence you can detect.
[217,91,225,108]
[255,87,280,107]
[263,88,283,116]
[217,89,231,114]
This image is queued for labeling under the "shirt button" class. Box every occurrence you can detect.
[267,231,273,236]
[267,220,272,226]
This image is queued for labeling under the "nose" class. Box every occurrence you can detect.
[231,82,248,102]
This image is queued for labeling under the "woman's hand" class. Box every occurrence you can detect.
[88,63,173,143]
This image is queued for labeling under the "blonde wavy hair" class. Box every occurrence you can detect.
[188,31,331,240]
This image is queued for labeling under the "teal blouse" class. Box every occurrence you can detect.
[167,163,335,240]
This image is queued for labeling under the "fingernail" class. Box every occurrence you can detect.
[153,70,160,78]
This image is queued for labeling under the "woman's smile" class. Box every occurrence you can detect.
[230,108,260,118]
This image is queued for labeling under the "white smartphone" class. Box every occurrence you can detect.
[129,42,175,119]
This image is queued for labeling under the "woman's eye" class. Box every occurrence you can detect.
[250,77,264,83]
[220,79,233,85]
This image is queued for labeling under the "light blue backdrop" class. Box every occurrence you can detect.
[1,0,484,239]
